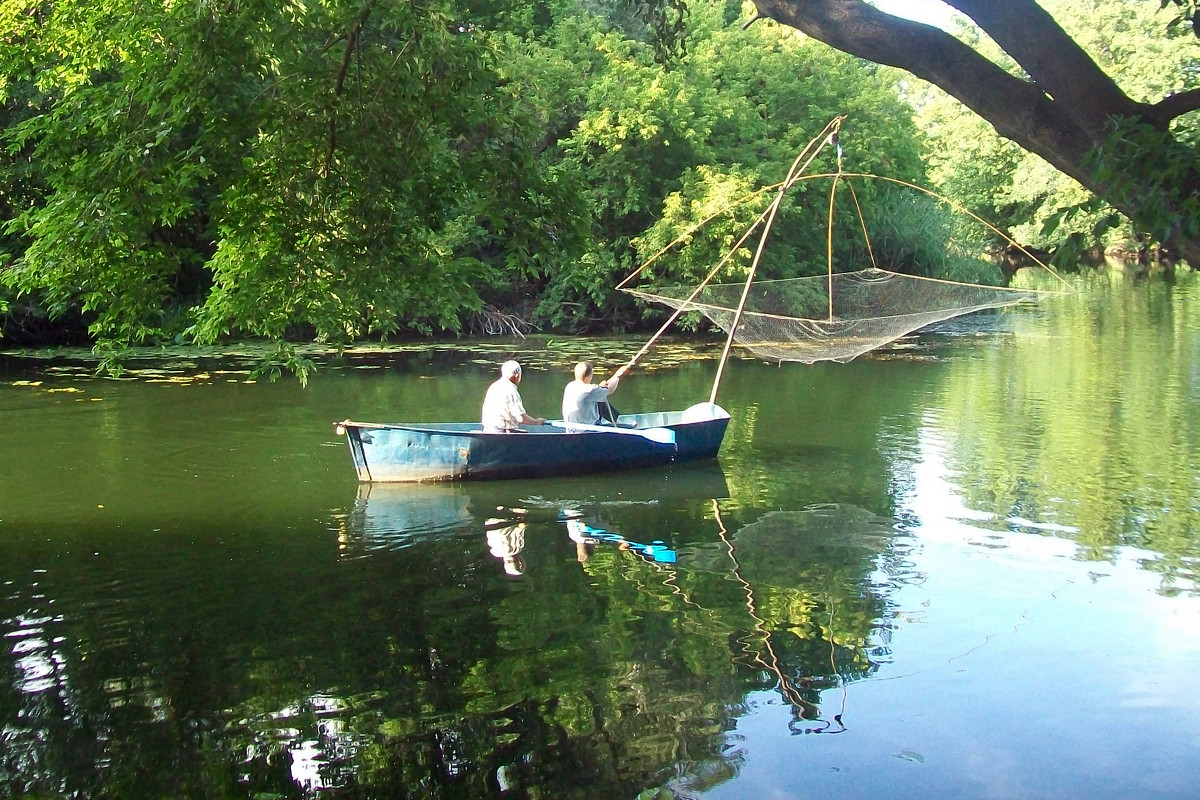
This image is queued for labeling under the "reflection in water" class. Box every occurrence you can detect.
[486,517,527,576]
[694,503,911,734]
[340,462,730,555]
[305,478,909,795]
[561,510,677,564]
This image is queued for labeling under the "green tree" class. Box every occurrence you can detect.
[1,0,583,365]
[1,0,934,355]
[529,2,932,329]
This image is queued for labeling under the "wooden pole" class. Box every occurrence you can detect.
[709,116,845,405]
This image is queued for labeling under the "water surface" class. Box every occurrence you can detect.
[1,266,1198,799]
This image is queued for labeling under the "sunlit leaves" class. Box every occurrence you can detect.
[1,0,935,358]
[1,0,569,357]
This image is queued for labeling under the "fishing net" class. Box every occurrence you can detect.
[623,267,1041,364]
[618,118,1068,370]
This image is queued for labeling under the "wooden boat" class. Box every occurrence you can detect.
[336,402,730,483]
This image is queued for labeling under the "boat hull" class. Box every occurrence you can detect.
[339,403,729,483]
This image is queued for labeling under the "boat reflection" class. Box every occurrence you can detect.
[338,462,729,555]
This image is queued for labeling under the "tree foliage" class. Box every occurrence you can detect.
[1,0,944,357]
[1,0,584,361]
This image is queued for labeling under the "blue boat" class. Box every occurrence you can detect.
[336,402,730,483]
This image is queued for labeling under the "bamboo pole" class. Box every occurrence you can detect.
[709,116,845,404]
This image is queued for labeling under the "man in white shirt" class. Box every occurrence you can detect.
[561,361,628,425]
[482,360,546,432]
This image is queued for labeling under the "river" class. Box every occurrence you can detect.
[1,264,1198,799]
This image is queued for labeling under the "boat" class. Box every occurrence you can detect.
[336,403,730,483]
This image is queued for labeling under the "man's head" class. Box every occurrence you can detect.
[574,361,594,383]
[501,360,522,383]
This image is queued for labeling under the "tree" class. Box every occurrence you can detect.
[0,0,585,368]
[748,0,1200,265]
[0,0,939,355]
[914,0,1200,257]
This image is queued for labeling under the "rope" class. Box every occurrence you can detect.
[780,172,1075,292]
[846,181,878,270]
[621,170,1073,297]
[827,173,840,322]
[618,207,772,375]
[614,118,1073,379]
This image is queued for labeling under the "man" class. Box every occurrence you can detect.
[482,360,546,432]
[561,361,628,425]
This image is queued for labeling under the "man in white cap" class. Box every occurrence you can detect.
[482,360,546,432]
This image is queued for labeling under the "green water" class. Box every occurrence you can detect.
[2,266,1199,799]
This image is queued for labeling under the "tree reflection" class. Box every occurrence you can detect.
[0,482,916,798]
[942,268,1200,594]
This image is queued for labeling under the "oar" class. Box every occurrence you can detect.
[546,420,676,446]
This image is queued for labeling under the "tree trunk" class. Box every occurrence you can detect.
[750,0,1200,265]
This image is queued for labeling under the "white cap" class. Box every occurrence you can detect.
[501,360,522,378]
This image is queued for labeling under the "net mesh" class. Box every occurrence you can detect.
[623,267,1039,363]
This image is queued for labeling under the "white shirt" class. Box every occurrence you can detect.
[561,376,619,424]
[482,377,527,431]
[487,522,526,558]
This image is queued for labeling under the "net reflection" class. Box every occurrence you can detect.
[310,488,918,797]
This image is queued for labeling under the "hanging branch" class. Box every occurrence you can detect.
[324,1,376,178]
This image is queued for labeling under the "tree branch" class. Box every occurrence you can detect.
[1151,87,1200,123]
[943,0,1144,127]
[324,1,376,177]
[750,0,1094,178]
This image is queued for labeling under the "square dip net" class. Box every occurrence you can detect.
[624,267,1042,364]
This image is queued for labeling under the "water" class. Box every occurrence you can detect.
[1,265,1199,799]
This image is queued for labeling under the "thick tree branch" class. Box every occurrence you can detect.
[750,0,1096,181]
[1151,87,1200,123]
[943,0,1146,127]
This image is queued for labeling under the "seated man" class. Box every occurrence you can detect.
[482,360,546,432]
[561,361,628,425]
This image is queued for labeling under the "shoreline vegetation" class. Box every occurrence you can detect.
[3,1,1195,367]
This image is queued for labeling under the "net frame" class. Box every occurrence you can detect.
[615,118,1071,395]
